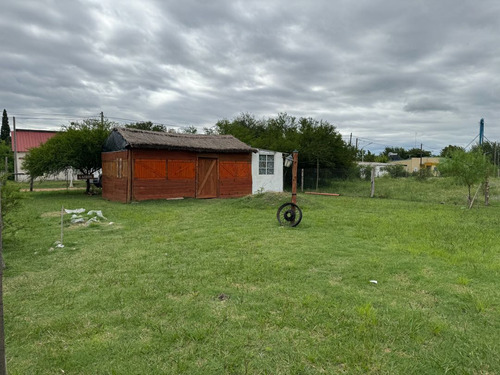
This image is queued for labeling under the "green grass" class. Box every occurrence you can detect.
[321,175,500,206]
[15,179,88,190]
[3,179,500,374]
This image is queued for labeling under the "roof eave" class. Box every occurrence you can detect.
[128,144,256,153]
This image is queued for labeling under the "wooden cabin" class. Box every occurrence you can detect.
[101,128,256,202]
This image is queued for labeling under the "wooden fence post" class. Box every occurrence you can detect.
[485,178,490,206]
[301,168,304,192]
[370,167,375,198]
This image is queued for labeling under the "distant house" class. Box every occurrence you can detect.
[358,162,390,178]
[252,149,283,194]
[101,127,257,202]
[10,129,71,182]
[391,157,441,175]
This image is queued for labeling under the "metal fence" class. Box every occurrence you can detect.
[283,167,352,190]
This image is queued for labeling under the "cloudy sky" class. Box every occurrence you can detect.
[1,0,499,154]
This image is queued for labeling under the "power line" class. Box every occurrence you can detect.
[105,116,182,129]
[9,111,189,130]
[9,111,498,152]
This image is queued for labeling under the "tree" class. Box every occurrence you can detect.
[0,142,13,179]
[203,126,216,135]
[23,119,114,193]
[125,121,166,132]
[471,141,498,165]
[357,149,376,162]
[440,145,465,158]
[22,141,61,181]
[0,110,10,146]
[297,116,354,171]
[379,146,431,160]
[380,147,409,160]
[213,113,355,174]
[440,149,494,206]
[407,147,431,158]
[213,113,265,146]
[182,126,198,134]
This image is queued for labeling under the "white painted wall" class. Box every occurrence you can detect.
[252,149,283,194]
[358,162,389,178]
[16,151,75,182]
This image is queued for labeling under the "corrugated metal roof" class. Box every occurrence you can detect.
[104,127,257,153]
[11,130,58,152]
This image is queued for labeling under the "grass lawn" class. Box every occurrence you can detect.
[3,179,500,374]
[15,179,88,190]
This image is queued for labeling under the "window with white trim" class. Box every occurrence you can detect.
[259,154,274,175]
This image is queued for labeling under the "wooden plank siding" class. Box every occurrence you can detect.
[102,149,252,202]
[219,153,252,198]
[102,151,130,203]
[131,150,196,201]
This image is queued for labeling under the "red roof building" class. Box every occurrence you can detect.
[11,129,61,181]
[11,129,58,152]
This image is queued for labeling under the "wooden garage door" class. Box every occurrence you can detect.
[197,158,218,198]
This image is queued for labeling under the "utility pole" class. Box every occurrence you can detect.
[291,151,298,205]
[419,143,423,176]
[100,112,104,126]
[349,133,352,146]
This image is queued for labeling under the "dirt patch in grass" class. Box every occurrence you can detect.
[41,211,63,218]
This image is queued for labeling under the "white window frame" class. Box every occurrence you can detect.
[259,154,274,175]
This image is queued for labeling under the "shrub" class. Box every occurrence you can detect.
[385,164,406,178]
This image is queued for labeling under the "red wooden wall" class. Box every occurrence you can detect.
[131,150,196,201]
[102,149,252,202]
[102,151,130,202]
[219,153,252,198]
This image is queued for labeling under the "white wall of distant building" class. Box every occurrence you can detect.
[252,149,283,194]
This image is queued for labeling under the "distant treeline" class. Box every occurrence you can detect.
[206,113,356,175]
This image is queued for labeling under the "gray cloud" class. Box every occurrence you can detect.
[1,0,499,154]
[404,98,457,113]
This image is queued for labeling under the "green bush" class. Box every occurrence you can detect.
[385,164,406,178]
[359,165,373,181]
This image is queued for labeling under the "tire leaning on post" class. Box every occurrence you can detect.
[277,202,303,227]
[277,150,302,227]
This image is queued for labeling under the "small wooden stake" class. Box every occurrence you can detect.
[370,168,375,198]
[301,168,304,193]
[61,206,64,245]
[484,178,490,206]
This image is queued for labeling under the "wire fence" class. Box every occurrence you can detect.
[283,167,354,191]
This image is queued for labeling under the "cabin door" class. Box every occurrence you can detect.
[197,158,218,198]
